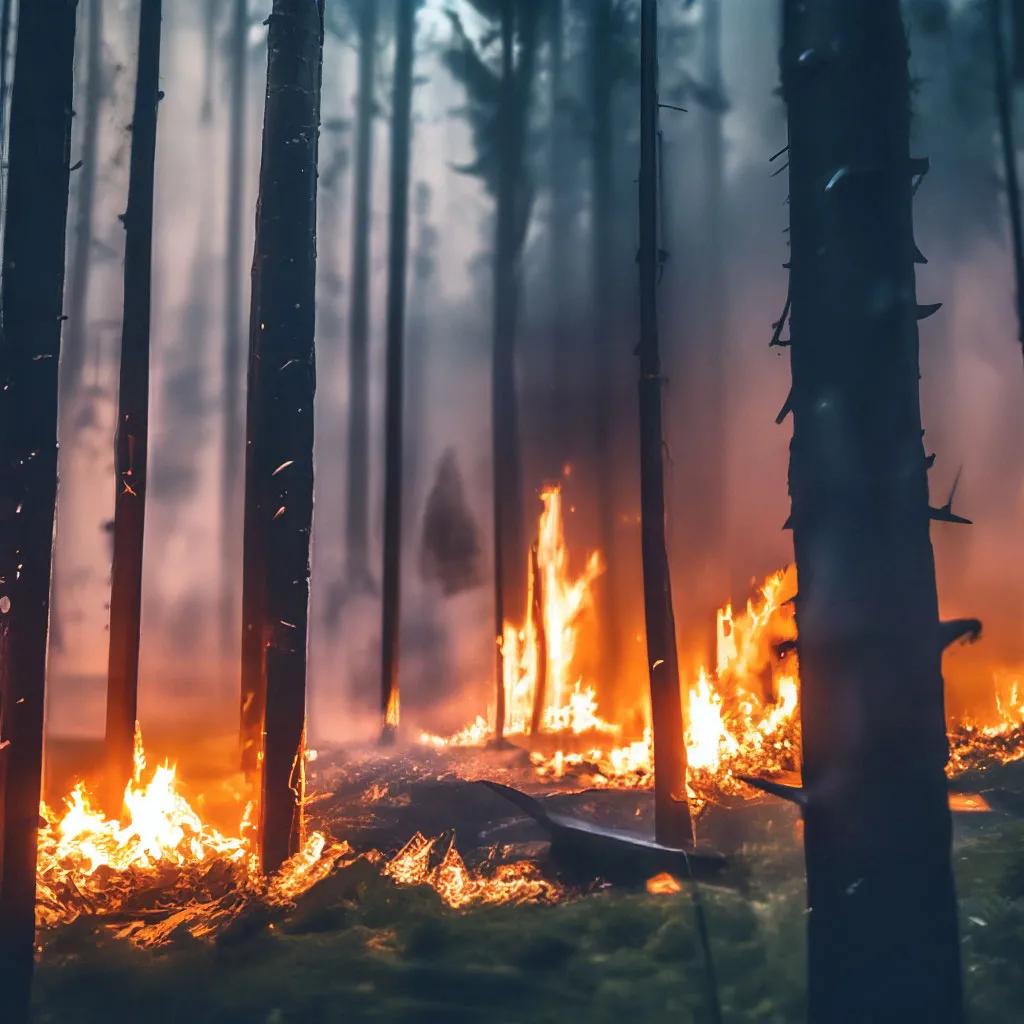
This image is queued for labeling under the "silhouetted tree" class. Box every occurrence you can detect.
[105,0,164,797]
[380,0,418,743]
[777,1,967,1018]
[241,0,325,873]
[0,2,78,1018]
[222,0,249,650]
[344,0,378,595]
[637,0,692,850]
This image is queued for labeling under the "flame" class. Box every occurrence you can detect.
[646,872,683,895]
[37,725,556,936]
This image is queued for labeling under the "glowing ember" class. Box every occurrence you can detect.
[384,832,561,909]
[646,872,683,895]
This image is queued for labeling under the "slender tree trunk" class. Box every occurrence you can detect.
[380,0,417,744]
[638,0,693,850]
[781,2,965,1019]
[222,0,248,654]
[105,0,163,799]
[546,0,571,474]
[696,0,727,605]
[0,3,78,1018]
[61,0,103,416]
[345,0,377,594]
[1012,0,1024,78]
[245,0,324,875]
[993,0,1024,353]
[590,0,621,717]
[202,0,221,123]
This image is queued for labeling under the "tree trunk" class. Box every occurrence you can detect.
[61,0,103,416]
[781,2,965,1019]
[245,0,324,875]
[202,0,222,123]
[380,0,417,744]
[1012,0,1024,78]
[491,0,538,744]
[0,0,12,172]
[222,0,248,654]
[105,0,163,799]
[589,0,621,715]
[992,0,1024,353]
[0,3,78,1018]
[638,0,693,851]
[545,0,571,475]
[344,0,377,595]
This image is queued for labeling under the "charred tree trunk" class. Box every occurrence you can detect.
[344,0,377,595]
[491,0,538,745]
[222,0,248,652]
[380,0,417,745]
[992,0,1024,353]
[245,0,324,874]
[105,0,163,798]
[61,0,103,416]
[545,0,571,473]
[589,0,621,715]
[638,0,693,850]
[0,2,78,1018]
[781,2,965,1019]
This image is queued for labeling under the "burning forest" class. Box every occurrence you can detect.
[3,1,1024,1023]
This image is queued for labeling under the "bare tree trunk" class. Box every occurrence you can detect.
[589,0,621,716]
[380,0,417,744]
[993,0,1024,354]
[638,0,693,850]
[202,0,223,123]
[344,0,377,595]
[0,3,77,1018]
[781,1,965,1019]
[61,0,103,415]
[105,0,163,798]
[245,0,324,875]
[222,0,248,654]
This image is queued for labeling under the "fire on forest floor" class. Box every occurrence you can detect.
[422,486,1024,804]
[36,726,561,948]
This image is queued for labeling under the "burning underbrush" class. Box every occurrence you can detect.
[36,727,561,948]
[423,486,1024,803]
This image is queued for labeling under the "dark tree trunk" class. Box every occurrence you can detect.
[0,2,78,1018]
[545,0,571,474]
[589,0,621,715]
[993,0,1024,352]
[380,0,417,744]
[0,0,10,149]
[1012,0,1024,78]
[105,0,163,798]
[245,0,324,875]
[491,0,538,745]
[61,0,103,415]
[344,0,377,594]
[781,2,965,1020]
[222,0,248,652]
[638,0,693,851]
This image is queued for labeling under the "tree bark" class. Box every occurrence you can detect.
[781,2,965,1019]
[380,0,417,744]
[638,0,693,850]
[992,0,1024,354]
[344,0,377,594]
[0,2,78,1018]
[245,0,324,875]
[589,0,621,716]
[222,0,248,653]
[104,0,163,801]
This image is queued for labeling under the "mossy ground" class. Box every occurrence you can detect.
[30,819,1024,1024]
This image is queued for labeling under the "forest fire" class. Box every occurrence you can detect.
[425,489,1024,800]
[35,726,559,939]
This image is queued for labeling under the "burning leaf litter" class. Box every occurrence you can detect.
[36,726,561,946]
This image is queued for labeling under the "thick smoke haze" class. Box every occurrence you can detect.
[44,0,1024,748]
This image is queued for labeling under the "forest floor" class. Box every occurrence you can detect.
[30,743,1024,1024]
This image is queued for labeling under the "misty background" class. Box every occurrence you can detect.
[41,0,1024,744]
